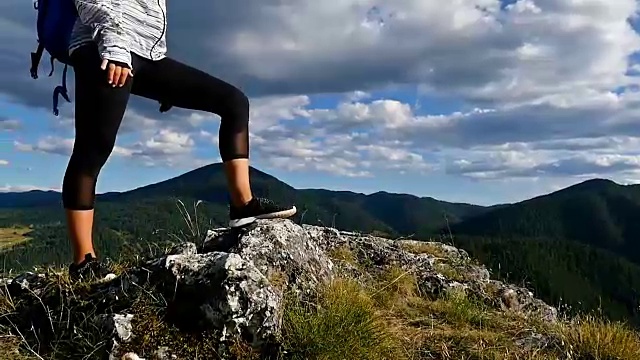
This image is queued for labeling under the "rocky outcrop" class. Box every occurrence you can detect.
[305,226,557,322]
[1,219,557,359]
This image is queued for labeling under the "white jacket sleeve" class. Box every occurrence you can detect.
[74,0,132,68]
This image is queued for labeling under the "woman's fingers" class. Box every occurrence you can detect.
[111,65,122,87]
[103,60,132,87]
[116,68,130,87]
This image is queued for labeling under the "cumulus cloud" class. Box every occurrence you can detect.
[122,129,195,157]
[14,137,74,156]
[12,129,205,169]
[247,95,640,180]
[0,117,20,131]
[447,153,640,180]
[114,129,203,167]
[0,160,8,166]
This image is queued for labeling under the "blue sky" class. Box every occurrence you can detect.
[2,0,640,206]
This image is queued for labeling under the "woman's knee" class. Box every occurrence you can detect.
[71,139,116,176]
[220,86,249,125]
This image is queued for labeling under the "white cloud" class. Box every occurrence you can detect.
[12,128,201,167]
[2,0,638,110]
[246,94,640,181]
[0,159,8,166]
[14,137,73,156]
[111,129,205,168]
[444,141,640,180]
[3,0,640,198]
[128,129,195,157]
[249,95,312,132]
[241,96,437,176]
[345,91,372,102]
[0,118,20,131]
[12,89,640,184]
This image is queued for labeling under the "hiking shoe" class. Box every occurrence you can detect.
[69,253,113,282]
[229,197,297,228]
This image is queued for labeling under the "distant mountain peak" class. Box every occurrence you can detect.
[578,178,617,185]
[565,178,618,192]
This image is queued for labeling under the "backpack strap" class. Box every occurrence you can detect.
[52,64,70,116]
[49,55,55,77]
[30,0,48,79]
[30,43,45,79]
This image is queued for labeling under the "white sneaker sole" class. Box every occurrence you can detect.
[229,206,297,228]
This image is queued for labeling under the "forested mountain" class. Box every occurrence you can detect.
[0,190,61,208]
[450,178,640,263]
[455,235,640,325]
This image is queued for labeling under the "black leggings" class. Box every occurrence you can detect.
[62,44,250,210]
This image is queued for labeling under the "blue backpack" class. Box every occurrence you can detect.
[30,0,78,116]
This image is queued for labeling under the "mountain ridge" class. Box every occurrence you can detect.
[4,171,631,209]
[1,165,497,208]
[0,164,490,238]
[2,167,635,242]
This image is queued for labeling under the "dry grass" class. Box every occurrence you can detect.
[279,255,640,360]
[267,269,289,292]
[552,315,640,359]
[0,227,32,250]
[116,293,222,359]
[400,241,448,258]
[0,335,36,360]
[365,266,530,358]
[434,262,466,282]
[328,245,358,266]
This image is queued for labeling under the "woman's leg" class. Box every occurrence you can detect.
[63,44,134,266]
[131,56,296,226]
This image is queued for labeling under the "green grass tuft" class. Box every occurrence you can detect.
[281,278,409,360]
[552,314,640,360]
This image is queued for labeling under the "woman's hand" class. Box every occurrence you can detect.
[100,59,133,87]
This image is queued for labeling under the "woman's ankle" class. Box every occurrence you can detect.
[73,251,96,265]
[65,208,96,265]
[223,159,253,207]
[230,195,253,208]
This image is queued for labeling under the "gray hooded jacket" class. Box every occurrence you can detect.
[69,0,168,69]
